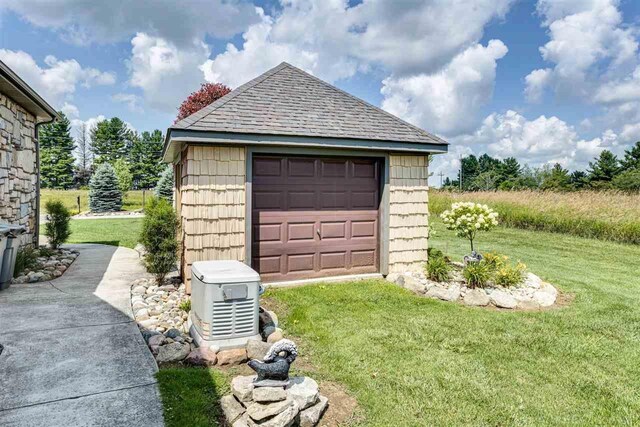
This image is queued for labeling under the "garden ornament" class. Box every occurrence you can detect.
[463,251,483,265]
[248,339,298,387]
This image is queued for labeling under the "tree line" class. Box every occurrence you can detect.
[444,143,640,192]
[39,113,166,191]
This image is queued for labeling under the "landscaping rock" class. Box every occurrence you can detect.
[220,394,246,425]
[287,377,319,411]
[253,386,287,403]
[156,342,190,363]
[147,334,166,347]
[533,290,556,307]
[184,347,217,366]
[135,308,150,320]
[523,272,543,289]
[232,375,257,402]
[247,397,294,421]
[232,414,250,427]
[517,300,541,310]
[425,284,460,301]
[141,329,160,343]
[267,328,284,344]
[490,290,518,309]
[299,395,329,427]
[385,272,401,284]
[247,339,272,361]
[132,285,146,295]
[402,276,426,294]
[218,348,248,366]
[165,328,182,339]
[247,402,299,427]
[463,288,490,306]
[139,318,159,329]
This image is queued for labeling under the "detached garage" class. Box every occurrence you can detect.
[163,62,448,289]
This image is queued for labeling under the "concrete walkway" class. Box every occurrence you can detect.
[0,244,164,426]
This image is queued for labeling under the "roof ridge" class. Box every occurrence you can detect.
[281,62,447,145]
[172,62,290,129]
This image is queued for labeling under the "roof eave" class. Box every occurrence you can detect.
[0,61,58,123]
[162,128,448,163]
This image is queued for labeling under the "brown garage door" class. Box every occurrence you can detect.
[251,155,381,282]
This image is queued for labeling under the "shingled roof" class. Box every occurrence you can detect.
[171,62,447,146]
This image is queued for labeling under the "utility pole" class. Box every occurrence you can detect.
[438,171,444,187]
[459,155,463,191]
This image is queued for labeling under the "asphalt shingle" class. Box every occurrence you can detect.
[172,62,447,146]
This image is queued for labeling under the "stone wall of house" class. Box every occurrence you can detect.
[388,154,430,273]
[0,92,38,246]
[179,145,245,290]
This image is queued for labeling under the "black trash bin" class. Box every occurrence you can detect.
[0,224,27,290]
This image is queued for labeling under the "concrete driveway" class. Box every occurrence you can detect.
[0,244,164,426]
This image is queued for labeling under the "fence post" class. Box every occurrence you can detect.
[142,189,145,210]
[77,195,81,214]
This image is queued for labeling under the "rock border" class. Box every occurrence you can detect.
[131,277,287,366]
[11,248,79,284]
[387,267,559,310]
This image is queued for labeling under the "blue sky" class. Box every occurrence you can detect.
[2,0,640,184]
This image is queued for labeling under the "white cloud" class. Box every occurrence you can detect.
[0,0,259,46]
[431,110,620,181]
[380,40,508,136]
[526,0,639,101]
[60,102,79,119]
[127,32,210,113]
[111,93,143,113]
[593,65,640,104]
[0,49,115,105]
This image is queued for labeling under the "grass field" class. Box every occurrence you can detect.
[155,220,640,426]
[40,189,150,214]
[40,218,143,248]
[431,190,640,245]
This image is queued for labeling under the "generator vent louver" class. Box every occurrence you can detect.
[211,299,256,338]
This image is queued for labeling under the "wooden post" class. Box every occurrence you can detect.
[142,189,145,210]
[77,196,81,214]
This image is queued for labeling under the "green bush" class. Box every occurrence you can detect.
[112,158,133,195]
[463,260,492,288]
[14,246,38,277]
[89,163,123,212]
[44,200,71,249]
[155,166,174,203]
[494,261,527,287]
[140,197,178,284]
[426,256,451,282]
[179,299,191,313]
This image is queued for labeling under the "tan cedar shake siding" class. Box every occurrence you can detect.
[388,154,430,273]
[0,93,38,246]
[179,145,245,290]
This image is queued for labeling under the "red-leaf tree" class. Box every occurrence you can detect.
[175,82,231,123]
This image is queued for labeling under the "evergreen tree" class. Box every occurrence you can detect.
[620,141,640,171]
[612,169,640,191]
[569,170,589,189]
[90,117,133,165]
[89,163,123,212]
[458,155,479,190]
[155,166,174,203]
[130,130,164,189]
[500,157,521,179]
[477,153,501,174]
[588,150,620,188]
[541,163,572,191]
[39,112,76,189]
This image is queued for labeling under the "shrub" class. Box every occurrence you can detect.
[14,246,38,277]
[140,197,178,284]
[89,163,123,212]
[112,158,133,195]
[494,261,527,287]
[179,299,191,313]
[155,166,174,203]
[482,251,506,271]
[441,202,499,252]
[44,200,72,249]
[463,260,492,288]
[426,256,451,282]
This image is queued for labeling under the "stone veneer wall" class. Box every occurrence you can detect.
[0,92,38,246]
[179,145,245,290]
[388,154,430,273]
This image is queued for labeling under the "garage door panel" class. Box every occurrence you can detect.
[288,254,315,272]
[252,155,380,282]
[253,157,282,177]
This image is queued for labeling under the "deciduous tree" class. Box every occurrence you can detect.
[176,82,231,122]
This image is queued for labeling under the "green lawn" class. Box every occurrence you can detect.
[160,223,640,426]
[61,215,640,425]
[41,189,149,214]
[41,218,143,248]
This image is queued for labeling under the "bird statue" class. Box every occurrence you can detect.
[248,339,298,386]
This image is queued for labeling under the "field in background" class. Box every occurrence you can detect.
[40,189,151,214]
[431,190,640,245]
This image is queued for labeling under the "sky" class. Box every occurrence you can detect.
[1,0,640,186]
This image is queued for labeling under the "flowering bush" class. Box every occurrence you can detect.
[441,202,498,252]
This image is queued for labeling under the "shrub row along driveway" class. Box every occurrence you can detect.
[0,244,163,426]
